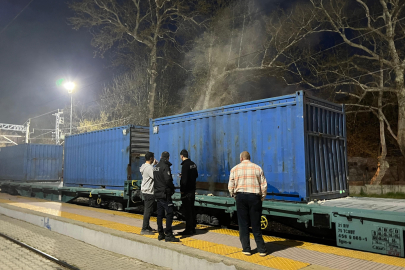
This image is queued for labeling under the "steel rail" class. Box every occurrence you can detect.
[0,232,80,270]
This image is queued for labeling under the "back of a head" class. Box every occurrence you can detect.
[161,151,170,160]
[145,151,154,161]
[240,151,251,160]
[180,149,189,158]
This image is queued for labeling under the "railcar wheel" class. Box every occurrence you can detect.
[261,215,268,230]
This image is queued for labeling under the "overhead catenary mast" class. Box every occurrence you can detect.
[0,121,30,145]
[52,110,64,145]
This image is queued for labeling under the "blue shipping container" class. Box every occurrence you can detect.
[150,91,348,202]
[0,144,63,181]
[64,125,149,190]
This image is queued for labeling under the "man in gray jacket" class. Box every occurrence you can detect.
[140,151,157,235]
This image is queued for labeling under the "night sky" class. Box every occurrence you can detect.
[0,0,112,125]
[0,0,299,127]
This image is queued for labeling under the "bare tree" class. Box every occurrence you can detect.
[277,0,405,182]
[287,0,405,156]
[184,1,323,110]
[69,0,200,119]
[76,70,149,133]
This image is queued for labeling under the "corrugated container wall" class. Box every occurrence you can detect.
[150,91,348,202]
[64,125,149,190]
[0,144,63,181]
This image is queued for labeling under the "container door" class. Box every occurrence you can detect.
[130,127,149,180]
[305,96,349,200]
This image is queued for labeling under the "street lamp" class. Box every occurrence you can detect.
[63,82,76,135]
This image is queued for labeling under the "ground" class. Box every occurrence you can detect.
[0,214,168,270]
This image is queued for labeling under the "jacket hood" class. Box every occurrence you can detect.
[160,158,172,167]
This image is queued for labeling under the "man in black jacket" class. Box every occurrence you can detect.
[178,149,198,236]
[153,151,179,242]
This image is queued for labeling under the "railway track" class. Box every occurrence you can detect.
[0,232,80,270]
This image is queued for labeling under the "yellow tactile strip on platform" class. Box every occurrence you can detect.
[226,252,309,270]
[199,245,241,255]
[2,195,405,268]
[182,239,218,249]
[41,197,185,226]
[303,244,405,268]
[227,252,272,263]
[259,257,310,270]
[0,198,311,270]
[372,256,405,268]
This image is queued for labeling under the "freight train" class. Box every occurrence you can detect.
[1,91,404,258]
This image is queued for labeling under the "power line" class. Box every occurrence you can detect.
[0,0,35,37]
[30,130,53,140]
[30,109,59,120]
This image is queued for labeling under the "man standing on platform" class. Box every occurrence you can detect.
[178,149,198,236]
[140,151,157,235]
[153,151,179,242]
[228,151,267,256]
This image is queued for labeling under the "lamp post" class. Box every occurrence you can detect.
[63,82,76,135]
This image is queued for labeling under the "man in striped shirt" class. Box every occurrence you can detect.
[228,151,268,256]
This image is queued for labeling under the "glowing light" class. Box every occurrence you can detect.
[63,82,76,93]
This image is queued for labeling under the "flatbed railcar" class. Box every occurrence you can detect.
[1,91,404,258]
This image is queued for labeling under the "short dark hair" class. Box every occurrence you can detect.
[180,149,188,158]
[161,151,170,160]
[145,151,154,161]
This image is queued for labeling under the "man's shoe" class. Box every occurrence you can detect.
[140,229,154,235]
[165,234,180,242]
[259,252,267,257]
[242,252,251,256]
[147,226,156,232]
[158,233,165,241]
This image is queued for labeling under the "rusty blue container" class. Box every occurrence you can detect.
[0,144,63,181]
[150,91,348,202]
[64,125,149,190]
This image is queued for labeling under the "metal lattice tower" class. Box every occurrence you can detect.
[0,123,26,132]
[0,121,30,144]
[53,110,64,145]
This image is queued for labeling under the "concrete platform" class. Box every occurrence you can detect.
[0,193,404,270]
[0,214,166,270]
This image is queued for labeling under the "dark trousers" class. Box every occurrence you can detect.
[156,198,174,235]
[181,192,196,231]
[142,193,155,230]
[236,193,267,253]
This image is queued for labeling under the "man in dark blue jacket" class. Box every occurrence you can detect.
[178,149,198,236]
[153,151,179,242]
